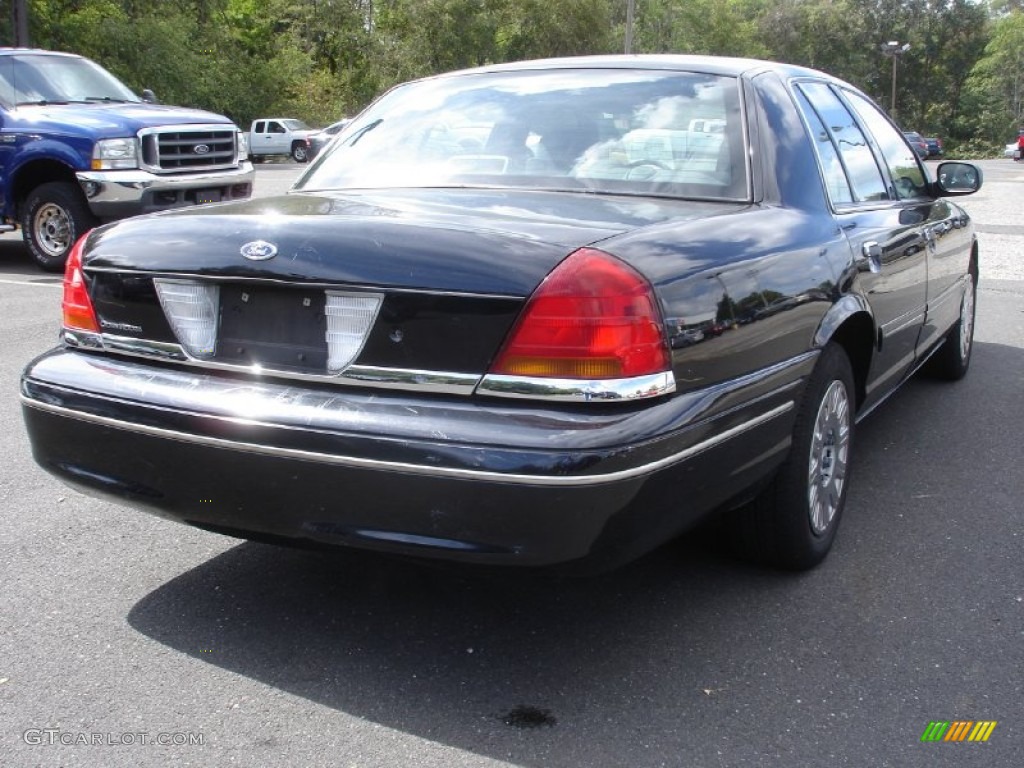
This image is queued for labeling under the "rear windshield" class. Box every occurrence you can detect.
[297,68,749,202]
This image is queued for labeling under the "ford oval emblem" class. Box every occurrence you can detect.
[240,240,278,261]
[193,144,211,154]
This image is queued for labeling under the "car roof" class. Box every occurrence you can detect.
[0,48,82,58]
[419,54,848,85]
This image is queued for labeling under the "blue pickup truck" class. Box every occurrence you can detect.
[0,48,254,270]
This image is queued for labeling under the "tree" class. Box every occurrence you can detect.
[962,9,1024,143]
[635,0,766,57]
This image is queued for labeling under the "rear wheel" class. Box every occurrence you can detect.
[730,343,855,570]
[925,272,976,380]
[22,181,97,272]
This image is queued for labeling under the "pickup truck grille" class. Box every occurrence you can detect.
[139,126,237,172]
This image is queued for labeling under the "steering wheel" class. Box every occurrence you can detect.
[624,160,669,180]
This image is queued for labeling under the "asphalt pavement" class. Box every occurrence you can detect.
[0,161,1021,767]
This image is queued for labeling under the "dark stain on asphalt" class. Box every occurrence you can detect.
[501,705,557,728]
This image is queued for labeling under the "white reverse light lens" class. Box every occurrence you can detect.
[153,279,220,358]
[325,292,382,373]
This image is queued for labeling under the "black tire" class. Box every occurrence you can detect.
[924,272,976,381]
[291,142,309,163]
[729,344,856,570]
[21,181,98,272]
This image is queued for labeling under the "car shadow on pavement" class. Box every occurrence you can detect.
[125,339,1023,767]
[125,514,811,764]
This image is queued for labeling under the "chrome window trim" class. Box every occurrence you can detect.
[476,371,676,402]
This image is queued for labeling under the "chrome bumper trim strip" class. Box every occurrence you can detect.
[21,394,793,488]
[476,371,676,402]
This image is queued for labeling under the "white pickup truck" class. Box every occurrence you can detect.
[249,118,317,162]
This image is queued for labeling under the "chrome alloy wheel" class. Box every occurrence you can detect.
[33,202,73,259]
[807,379,851,535]
[959,274,975,360]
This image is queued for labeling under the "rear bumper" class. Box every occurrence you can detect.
[76,163,255,218]
[20,348,813,568]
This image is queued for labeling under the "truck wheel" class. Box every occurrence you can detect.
[22,181,98,272]
[291,142,309,163]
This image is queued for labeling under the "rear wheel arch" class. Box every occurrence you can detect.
[813,301,874,412]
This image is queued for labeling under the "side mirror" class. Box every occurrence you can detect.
[141,88,158,104]
[932,161,982,196]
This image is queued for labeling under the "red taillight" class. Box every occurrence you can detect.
[490,248,670,379]
[62,234,99,333]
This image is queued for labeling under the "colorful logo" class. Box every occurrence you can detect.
[921,721,997,742]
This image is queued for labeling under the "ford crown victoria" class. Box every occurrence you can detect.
[21,56,982,571]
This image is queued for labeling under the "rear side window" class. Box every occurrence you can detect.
[794,88,853,205]
[844,90,928,200]
[797,82,887,203]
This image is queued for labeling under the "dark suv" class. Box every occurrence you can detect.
[902,131,928,159]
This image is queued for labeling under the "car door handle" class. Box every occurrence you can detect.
[858,241,882,273]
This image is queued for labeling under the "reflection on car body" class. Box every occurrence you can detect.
[21,55,982,573]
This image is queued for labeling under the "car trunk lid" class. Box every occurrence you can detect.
[79,189,740,385]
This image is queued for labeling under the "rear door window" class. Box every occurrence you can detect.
[793,87,853,205]
[844,90,929,200]
[797,82,887,203]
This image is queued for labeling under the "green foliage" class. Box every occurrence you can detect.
[635,0,767,57]
[964,9,1024,141]
[6,0,1018,154]
[943,137,1008,159]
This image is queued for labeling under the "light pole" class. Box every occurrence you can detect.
[11,0,29,46]
[625,0,636,54]
[880,41,910,119]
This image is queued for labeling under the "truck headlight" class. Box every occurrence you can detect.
[236,130,249,161]
[92,138,139,170]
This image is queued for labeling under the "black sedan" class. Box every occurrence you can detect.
[21,56,981,572]
[307,118,350,160]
